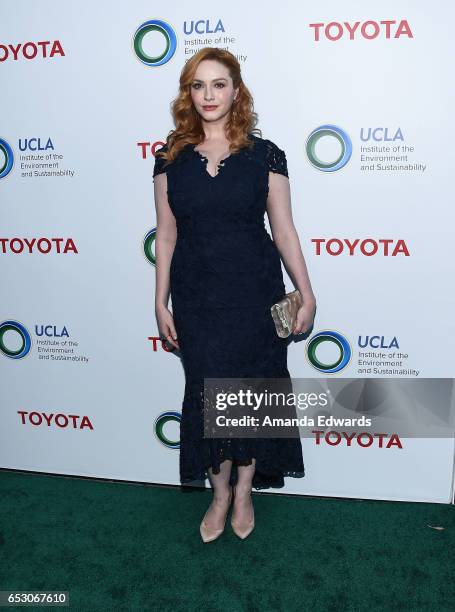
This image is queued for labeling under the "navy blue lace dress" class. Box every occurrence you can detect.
[153,133,305,490]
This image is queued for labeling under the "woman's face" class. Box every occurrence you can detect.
[190,59,238,124]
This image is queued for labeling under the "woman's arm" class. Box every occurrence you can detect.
[266,172,316,334]
[153,172,180,349]
[153,172,177,310]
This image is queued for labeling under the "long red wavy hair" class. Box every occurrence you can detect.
[155,47,261,164]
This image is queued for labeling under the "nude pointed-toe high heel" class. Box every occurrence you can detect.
[231,487,255,540]
[200,487,233,543]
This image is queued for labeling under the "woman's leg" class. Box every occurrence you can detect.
[232,459,255,524]
[203,458,233,529]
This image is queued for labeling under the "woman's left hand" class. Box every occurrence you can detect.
[293,300,316,336]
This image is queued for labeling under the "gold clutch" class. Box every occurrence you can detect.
[271,289,303,338]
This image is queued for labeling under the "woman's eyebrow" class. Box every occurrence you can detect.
[192,77,228,83]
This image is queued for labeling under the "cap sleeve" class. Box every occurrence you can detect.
[265,139,289,178]
[153,144,169,180]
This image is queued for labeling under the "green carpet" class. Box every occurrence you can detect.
[0,470,453,611]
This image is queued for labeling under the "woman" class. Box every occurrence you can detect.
[153,47,316,542]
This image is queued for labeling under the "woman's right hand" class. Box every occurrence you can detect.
[156,304,180,350]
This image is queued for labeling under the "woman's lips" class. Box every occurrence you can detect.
[202,105,218,110]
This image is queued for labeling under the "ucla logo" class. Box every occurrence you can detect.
[360,127,404,142]
[144,227,157,265]
[0,138,14,179]
[155,411,181,448]
[306,330,352,373]
[306,125,352,172]
[0,320,32,359]
[35,325,69,338]
[183,19,225,35]
[133,19,177,66]
[19,137,54,151]
[358,335,399,349]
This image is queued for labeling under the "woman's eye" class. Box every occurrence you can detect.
[191,82,225,89]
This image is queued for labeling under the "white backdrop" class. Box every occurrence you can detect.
[1,1,454,504]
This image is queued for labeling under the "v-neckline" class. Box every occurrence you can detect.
[193,145,233,179]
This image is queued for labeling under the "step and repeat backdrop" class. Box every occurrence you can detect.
[1,1,454,503]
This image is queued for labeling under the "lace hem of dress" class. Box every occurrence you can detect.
[178,374,305,490]
[180,439,305,490]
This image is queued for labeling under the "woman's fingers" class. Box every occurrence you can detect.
[167,337,180,350]
[157,309,180,349]
[161,331,179,350]
[169,325,178,341]
[293,311,307,335]
[164,325,179,350]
